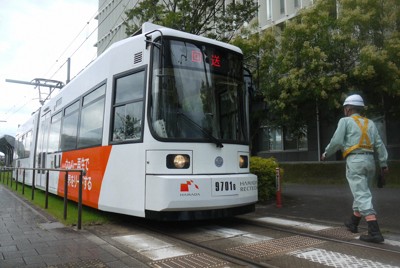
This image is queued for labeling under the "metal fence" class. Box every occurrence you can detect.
[0,167,86,230]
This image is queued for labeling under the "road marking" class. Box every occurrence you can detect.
[113,234,191,260]
[256,216,332,231]
[384,239,400,247]
[199,226,249,238]
[257,217,400,248]
[195,226,274,243]
[355,235,400,247]
[289,248,400,268]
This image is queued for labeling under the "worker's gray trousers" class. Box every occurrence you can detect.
[346,154,376,216]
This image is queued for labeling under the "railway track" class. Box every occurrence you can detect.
[86,215,400,268]
[237,216,400,254]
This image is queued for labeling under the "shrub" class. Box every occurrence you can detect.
[250,156,283,202]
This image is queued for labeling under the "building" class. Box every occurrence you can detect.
[95,0,137,55]
[258,0,314,31]
[95,0,314,55]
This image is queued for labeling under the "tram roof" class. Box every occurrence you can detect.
[134,22,242,54]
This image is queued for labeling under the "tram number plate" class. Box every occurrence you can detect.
[212,178,239,196]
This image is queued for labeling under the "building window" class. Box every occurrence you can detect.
[259,125,308,151]
[294,0,300,8]
[280,0,285,14]
[266,0,272,20]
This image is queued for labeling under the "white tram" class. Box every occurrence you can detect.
[13,23,258,220]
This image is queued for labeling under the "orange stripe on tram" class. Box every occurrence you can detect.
[57,146,112,208]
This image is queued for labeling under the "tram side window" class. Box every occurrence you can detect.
[111,70,145,142]
[20,135,26,158]
[60,101,80,151]
[24,131,32,158]
[78,84,106,148]
[15,136,22,159]
[15,132,30,159]
[48,112,62,153]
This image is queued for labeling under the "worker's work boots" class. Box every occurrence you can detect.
[344,214,361,233]
[360,220,384,243]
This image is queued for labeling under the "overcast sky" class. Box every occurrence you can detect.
[0,0,98,137]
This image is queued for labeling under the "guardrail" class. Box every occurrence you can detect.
[0,166,86,230]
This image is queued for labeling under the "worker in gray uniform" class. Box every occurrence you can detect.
[321,94,388,243]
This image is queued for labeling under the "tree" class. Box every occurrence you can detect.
[124,0,258,42]
[338,0,400,118]
[233,0,400,134]
[266,0,345,130]
[231,22,280,149]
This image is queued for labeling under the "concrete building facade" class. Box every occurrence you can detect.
[95,0,314,55]
[258,0,314,31]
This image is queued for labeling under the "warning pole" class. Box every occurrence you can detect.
[275,167,282,208]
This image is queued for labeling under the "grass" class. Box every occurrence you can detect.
[0,171,114,226]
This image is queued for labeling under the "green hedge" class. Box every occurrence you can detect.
[250,156,282,202]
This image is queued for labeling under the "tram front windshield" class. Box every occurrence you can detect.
[150,38,248,145]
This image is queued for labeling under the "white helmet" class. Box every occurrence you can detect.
[343,94,364,107]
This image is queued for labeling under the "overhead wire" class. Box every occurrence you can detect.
[1,1,107,122]
[43,22,91,78]
[47,2,106,80]
[2,0,135,122]
[48,0,129,80]
[62,0,137,81]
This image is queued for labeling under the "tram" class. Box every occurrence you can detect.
[13,22,258,220]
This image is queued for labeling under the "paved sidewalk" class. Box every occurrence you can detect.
[0,184,147,268]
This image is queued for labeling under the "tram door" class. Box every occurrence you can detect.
[36,111,51,188]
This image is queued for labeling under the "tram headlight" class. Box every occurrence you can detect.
[239,155,248,168]
[167,154,190,169]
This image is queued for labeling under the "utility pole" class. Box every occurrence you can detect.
[66,58,71,84]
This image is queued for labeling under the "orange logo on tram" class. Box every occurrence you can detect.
[180,180,199,192]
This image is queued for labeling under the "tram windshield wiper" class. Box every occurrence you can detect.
[177,112,223,148]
